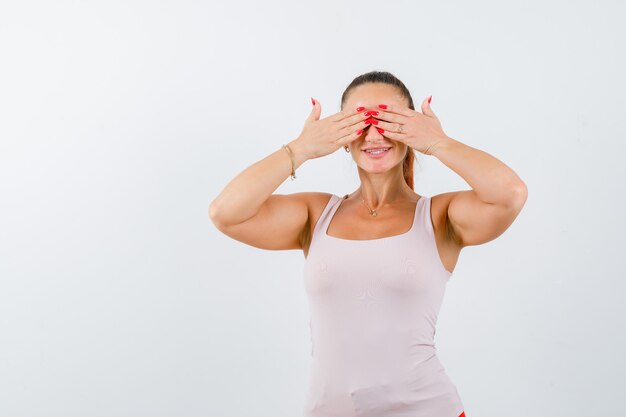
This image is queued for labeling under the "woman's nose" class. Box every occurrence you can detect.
[364,122,383,139]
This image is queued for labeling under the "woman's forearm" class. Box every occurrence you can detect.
[208,138,311,226]
[430,136,527,204]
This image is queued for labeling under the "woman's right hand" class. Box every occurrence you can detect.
[292,99,372,160]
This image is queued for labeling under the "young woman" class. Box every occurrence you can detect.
[209,71,528,417]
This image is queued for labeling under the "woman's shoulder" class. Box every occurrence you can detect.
[283,192,336,226]
[300,192,336,217]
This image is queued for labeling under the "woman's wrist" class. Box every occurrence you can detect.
[426,135,455,157]
[286,138,312,168]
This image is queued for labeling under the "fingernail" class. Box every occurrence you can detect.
[376,127,384,134]
[311,97,316,106]
[378,104,387,109]
[356,129,363,135]
[428,95,432,104]
[356,106,365,112]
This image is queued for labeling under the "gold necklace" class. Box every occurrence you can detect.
[343,193,382,217]
[360,196,379,217]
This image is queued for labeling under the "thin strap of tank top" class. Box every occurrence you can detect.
[311,194,343,238]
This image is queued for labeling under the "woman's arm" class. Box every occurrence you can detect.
[208,139,313,250]
[209,138,309,226]
[430,136,528,247]
[208,101,370,250]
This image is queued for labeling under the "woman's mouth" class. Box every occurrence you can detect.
[362,147,392,158]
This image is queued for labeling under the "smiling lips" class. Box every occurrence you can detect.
[363,147,392,158]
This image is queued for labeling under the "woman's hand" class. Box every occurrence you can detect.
[292,99,372,160]
[373,96,451,155]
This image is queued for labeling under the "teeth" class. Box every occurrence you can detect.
[366,148,390,154]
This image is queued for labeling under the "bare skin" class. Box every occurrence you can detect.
[300,191,458,274]
[300,84,460,272]
[209,83,528,274]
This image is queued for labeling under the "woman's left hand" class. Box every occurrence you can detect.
[372,96,451,155]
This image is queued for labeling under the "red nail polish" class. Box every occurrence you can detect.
[364,119,372,124]
[311,97,316,105]
[378,104,387,109]
[356,129,363,135]
[369,111,379,116]
[356,106,365,112]
[370,119,378,125]
[376,127,384,134]
[428,95,432,104]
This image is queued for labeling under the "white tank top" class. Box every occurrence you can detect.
[302,193,465,417]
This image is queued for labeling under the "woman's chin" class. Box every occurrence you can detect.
[357,161,395,173]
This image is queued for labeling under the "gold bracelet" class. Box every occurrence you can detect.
[282,144,296,180]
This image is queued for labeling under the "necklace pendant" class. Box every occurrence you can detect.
[371,210,378,217]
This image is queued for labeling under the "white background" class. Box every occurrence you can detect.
[1,1,624,416]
